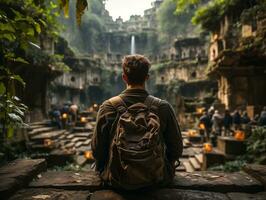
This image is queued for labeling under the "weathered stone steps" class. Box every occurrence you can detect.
[2,159,266,200]
[0,159,46,199]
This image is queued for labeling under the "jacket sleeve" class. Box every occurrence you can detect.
[159,101,183,162]
[91,100,117,172]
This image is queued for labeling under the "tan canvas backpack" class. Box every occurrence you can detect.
[105,95,165,190]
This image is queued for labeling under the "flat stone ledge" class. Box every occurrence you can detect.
[29,171,102,191]
[0,159,46,199]
[172,171,263,193]
[29,170,263,194]
[227,192,266,200]
[9,188,91,200]
[243,164,266,189]
[90,189,229,200]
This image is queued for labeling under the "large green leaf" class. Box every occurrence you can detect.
[8,113,23,123]
[10,75,25,86]
[0,83,6,95]
[14,57,29,64]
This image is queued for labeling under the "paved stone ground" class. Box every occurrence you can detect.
[9,188,91,200]
[29,171,101,191]
[0,159,46,199]
[1,159,266,200]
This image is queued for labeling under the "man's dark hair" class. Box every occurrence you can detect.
[122,54,151,85]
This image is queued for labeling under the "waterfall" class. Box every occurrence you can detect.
[130,35,135,55]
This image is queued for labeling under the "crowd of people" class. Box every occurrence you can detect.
[48,102,79,129]
[199,106,266,141]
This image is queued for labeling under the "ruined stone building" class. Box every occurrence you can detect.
[207,4,266,114]
[51,57,103,108]
[148,37,217,127]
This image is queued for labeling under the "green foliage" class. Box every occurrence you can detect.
[59,0,106,53]
[0,0,62,142]
[58,0,88,25]
[246,127,266,164]
[175,0,263,31]
[157,0,195,42]
[210,127,266,172]
[175,0,202,14]
[0,67,28,140]
[209,159,247,172]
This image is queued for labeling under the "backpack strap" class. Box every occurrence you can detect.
[144,95,161,111]
[109,96,127,114]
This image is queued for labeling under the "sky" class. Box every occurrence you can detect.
[105,0,154,21]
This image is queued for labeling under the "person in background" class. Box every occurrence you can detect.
[212,110,223,136]
[241,111,250,124]
[223,109,233,136]
[259,106,266,126]
[208,106,215,120]
[70,103,79,125]
[233,110,241,130]
[52,106,62,129]
[199,111,212,141]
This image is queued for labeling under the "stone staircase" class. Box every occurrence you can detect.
[177,131,204,173]
[26,120,95,166]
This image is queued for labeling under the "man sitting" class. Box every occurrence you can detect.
[92,55,183,190]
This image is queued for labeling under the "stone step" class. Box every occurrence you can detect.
[182,148,196,158]
[28,127,55,138]
[0,159,46,199]
[9,188,90,200]
[75,141,84,148]
[30,130,65,141]
[28,124,46,131]
[66,134,75,140]
[173,171,263,193]
[29,144,54,151]
[8,188,266,200]
[64,142,75,149]
[74,136,88,141]
[195,154,203,164]
[192,147,202,154]
[74,132,91,138]
[76,146,91,152]
[183,138,192,148]
[28,171,264,194]
[29,171,101,190]
[28,120,51,126]
[71,137,81,143]
[90,189,229,200]
[189,157,201,171]
[72,127,93,133]
[183,161,194,173]
[83,139,91,146]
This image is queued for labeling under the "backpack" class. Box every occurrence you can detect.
[105,95,165,190]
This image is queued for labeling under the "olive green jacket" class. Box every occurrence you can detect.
[91,89,183,174]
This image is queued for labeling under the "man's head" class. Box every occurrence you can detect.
[122,55,151,86]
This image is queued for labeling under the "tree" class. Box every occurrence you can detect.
[175,0,262,31]
[59,0,107,53]
[0,0,62,143]
[157,0,196,43]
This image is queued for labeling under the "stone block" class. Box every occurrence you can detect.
[227,192,266,200]
[90,189,229,200]
[217,137,246,156]
[9,188,90,200]
[0,159,46,199]
[202,151,225,170]
[29,171,101,191]
[243,164,266,190]
[173,171,263,193]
